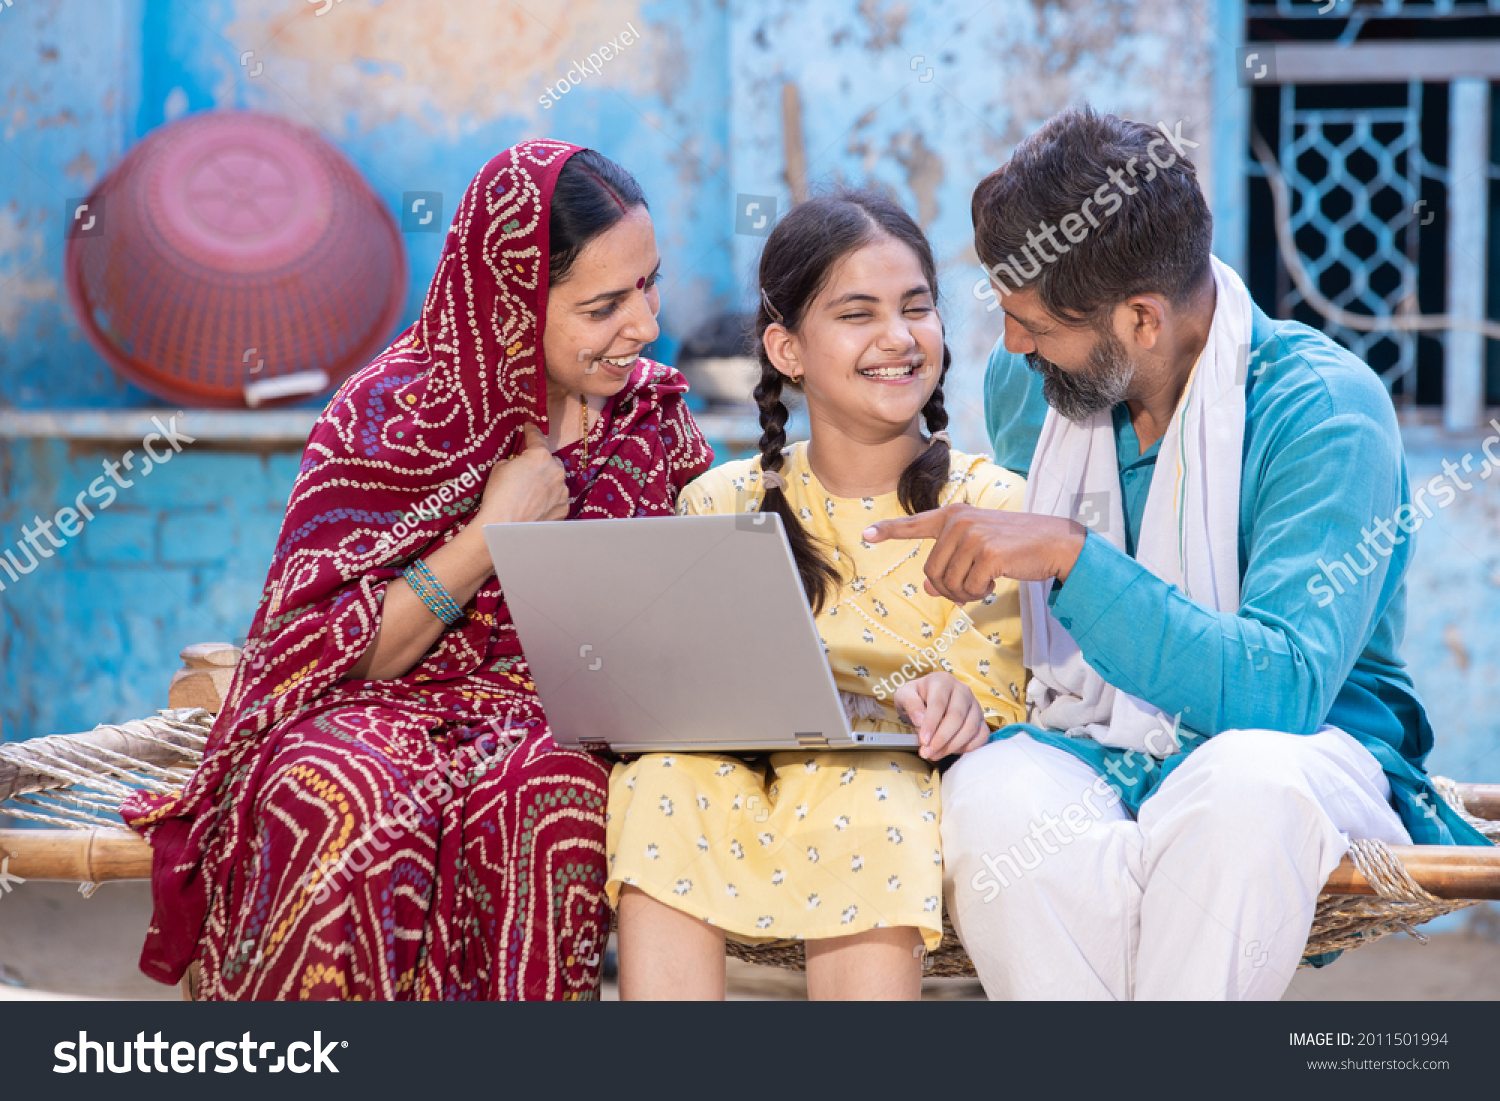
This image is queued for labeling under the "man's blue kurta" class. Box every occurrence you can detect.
[983,301,1488,849]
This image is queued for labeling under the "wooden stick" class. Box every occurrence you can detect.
[1321,844,1500,900]
[3,826,1495,905]
[1455,783,1500,821]
[0,828,153,882]
[781,81,808,205]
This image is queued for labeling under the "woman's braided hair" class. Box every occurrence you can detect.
[753,189,952,615]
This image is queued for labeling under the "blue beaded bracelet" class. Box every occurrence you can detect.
[403,559,464,626]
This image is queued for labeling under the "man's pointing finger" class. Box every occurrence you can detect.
[863,509,947,544]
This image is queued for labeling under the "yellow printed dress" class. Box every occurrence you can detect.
[605,443,1027,950]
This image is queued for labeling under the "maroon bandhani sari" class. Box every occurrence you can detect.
[120,140,713,1000]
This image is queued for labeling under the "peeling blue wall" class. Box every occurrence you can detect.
[1400,432,1500,786]
[0,436,298,736]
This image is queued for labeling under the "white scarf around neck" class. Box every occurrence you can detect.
[1020,255,1252,755]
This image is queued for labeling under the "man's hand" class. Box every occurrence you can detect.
[893,672,988,760]
[863,505,1088,604]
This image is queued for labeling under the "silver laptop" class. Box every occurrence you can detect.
[483,513,919,754]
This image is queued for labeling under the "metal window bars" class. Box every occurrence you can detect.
[1274,81,1442,402]
[1246,60,1499,428]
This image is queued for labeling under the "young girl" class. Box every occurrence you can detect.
[607,191,1027,1000]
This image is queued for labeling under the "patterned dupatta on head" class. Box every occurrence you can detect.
[121,140,712,981]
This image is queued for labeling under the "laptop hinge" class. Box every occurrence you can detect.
[579,739,613,755]
[794,731,828,748]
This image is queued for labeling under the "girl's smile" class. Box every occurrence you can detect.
[856,353,926,383]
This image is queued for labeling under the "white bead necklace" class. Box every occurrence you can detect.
[834,473,969,656]
[755,458,977,657]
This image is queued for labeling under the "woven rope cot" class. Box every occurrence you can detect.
[2,643,1498,982]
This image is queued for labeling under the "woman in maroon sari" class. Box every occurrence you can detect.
[121,140,713,1000]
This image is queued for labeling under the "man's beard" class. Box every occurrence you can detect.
[1027,328,1136,422]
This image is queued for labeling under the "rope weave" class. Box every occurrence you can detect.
[0,709,211,829]
[1433,775,1500,841]
[1301,838,1480,962]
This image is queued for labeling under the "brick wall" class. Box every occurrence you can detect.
[0,438,300,738]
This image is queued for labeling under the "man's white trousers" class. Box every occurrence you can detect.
[941,728,1411,1000]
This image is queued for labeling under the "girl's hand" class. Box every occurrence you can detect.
[894,672,989,761]
[477,423,570,525]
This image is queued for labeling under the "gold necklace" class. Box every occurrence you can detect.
[578,392,590,472]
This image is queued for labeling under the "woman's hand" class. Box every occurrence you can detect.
[477,423,570,525]
[894,672,990,761]
[345,425,569,683]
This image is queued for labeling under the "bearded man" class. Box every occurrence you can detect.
[865,105,1489,1000]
